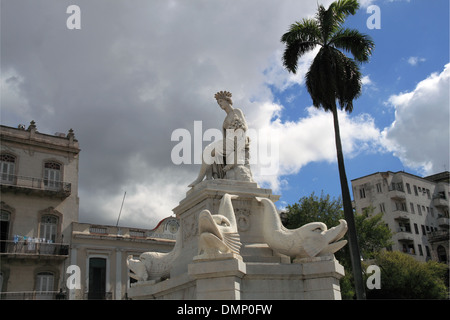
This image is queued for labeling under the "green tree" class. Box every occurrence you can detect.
[283,191,343,229]
[356,207,393,260]
[280,0,374,299]
[364,251,449,299]
[283,192,392,299]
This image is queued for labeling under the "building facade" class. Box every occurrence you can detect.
[351,171,449,264]
[0,121,178,300]
[0,121,80,299]
[69,218,178,300]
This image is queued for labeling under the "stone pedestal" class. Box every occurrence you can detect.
[127,180,345,300]
[189,254,246,300]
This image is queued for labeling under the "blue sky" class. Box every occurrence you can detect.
[271,0,450,208]
[1,0,449,228]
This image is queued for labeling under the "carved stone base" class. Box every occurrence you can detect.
[128,254,344,300]
[127,180,345,300]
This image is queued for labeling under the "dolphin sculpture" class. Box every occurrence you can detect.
[255,197,348,260]
[197,193,241,258]
[127,225,182,282]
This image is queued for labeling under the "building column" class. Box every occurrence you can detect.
[115,249,122,300]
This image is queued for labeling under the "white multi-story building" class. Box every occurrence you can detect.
[351,171,449,264]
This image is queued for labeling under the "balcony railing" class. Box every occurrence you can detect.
[0,240,69,258]
[0,291,66,300]
[428,230,449,242]
[0,174,71,198]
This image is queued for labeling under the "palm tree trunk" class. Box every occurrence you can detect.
[331,103,366,300]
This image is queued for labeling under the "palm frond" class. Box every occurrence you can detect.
[306,47,362,112]
[330,0,360,26]
[281,19,321,73]
[329,28,375,63]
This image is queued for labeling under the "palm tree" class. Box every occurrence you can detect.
[281,0,374,299]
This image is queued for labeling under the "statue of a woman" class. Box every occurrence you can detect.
[188,91,253,187]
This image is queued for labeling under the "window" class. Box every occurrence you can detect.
[40,215,58,242]
[395,201,407,212]
[398,221,411,233]
[425,246,431,258]
[414,223,419,234]
[426,189,431,199]
[414,185,418,196]
[406,183,411,194]
[36,272,54,292]
[418,244,423,256]
[44,162,61,190]
[437,245,447,263]
[0,210,10,253]
[376,183,382,193]
[402,243,415,255]
[359,188,366,199]
[417,204,422,215]
[421,225,426,235]
[410,203,415,214]
[379,203,385,213]
[0,154,15,183]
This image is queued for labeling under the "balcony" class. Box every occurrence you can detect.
[428,230,449,243]
[395,228,414,242]
[393,211,410,221]
[388,187,406,200]
[0,240,69,260]
[0,174,71,199]
[432,195,448,208]
[437,216,450,228]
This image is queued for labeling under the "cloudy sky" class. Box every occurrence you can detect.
[1,0,449,229]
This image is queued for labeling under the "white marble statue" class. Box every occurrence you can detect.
[196,193,241,258]
[189,91,253,187]
[127,228,182,282]
[255,197,348,260]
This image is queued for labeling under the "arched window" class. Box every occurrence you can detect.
[437,245,447,263]
[44,162,61,190]
[40,215,58,242]
[0,154,16,183]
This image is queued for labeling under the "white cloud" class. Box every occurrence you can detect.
[0,68,31,123]
[1,0,328,228]
[407,56,426,66]
[382,63,450,175]
[249,104,383,192]
[361,75,372,86]
[263,47,320,91]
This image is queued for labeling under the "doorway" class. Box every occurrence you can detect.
[88,257,106,299]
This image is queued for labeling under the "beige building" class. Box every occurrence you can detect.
[0,121,177,300]
[351,171,449,264]
[0,121,80,299]
[69,218,178,300]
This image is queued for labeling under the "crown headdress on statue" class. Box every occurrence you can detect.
[214,91,233,103]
